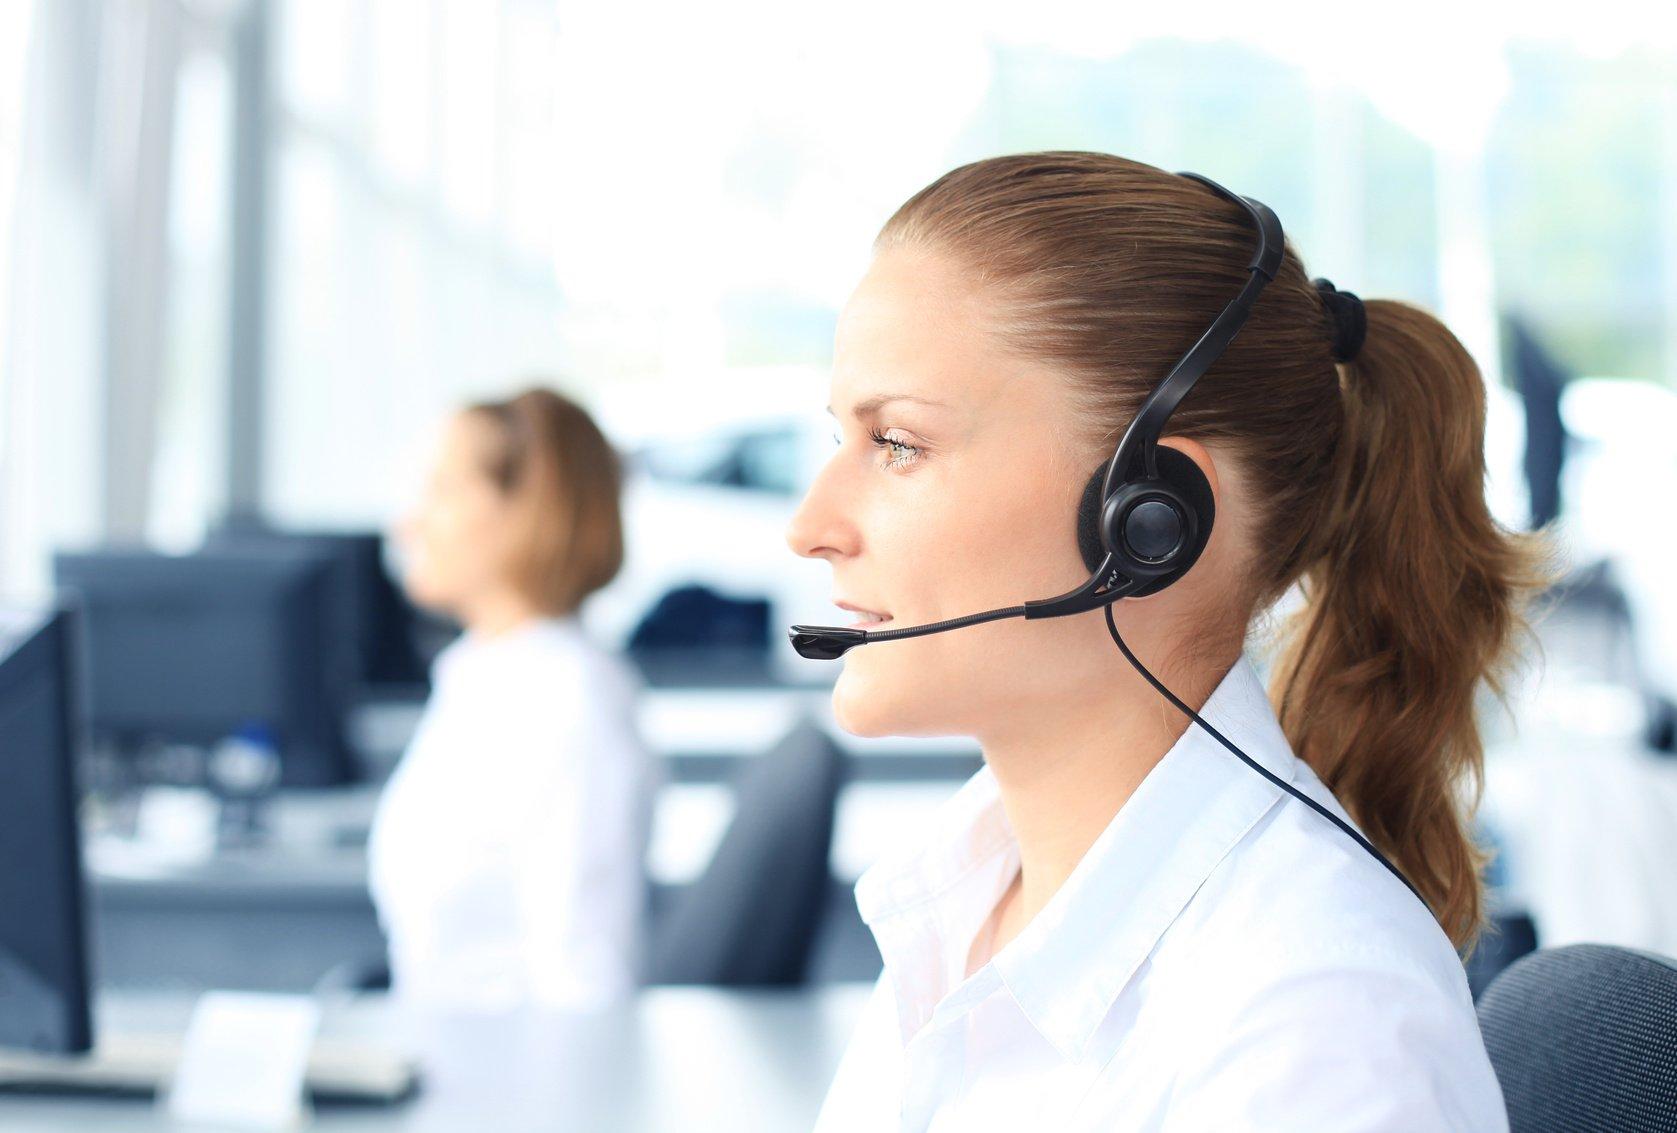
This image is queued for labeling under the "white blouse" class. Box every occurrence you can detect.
[366,615,659,1011]
[814,653,1509,1132]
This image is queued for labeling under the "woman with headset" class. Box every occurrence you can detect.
[789,153,1543,1129]
[367,386,658,1012]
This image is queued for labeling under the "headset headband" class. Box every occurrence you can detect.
[1022,170,1284,621]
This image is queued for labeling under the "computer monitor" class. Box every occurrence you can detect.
[0,607,93,1054]
[205,522,431,689]
[53,547,356,787]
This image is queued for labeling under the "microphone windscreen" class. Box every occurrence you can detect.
[787,626,867,660]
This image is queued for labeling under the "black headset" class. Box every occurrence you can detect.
[789,170,1423,907]
[1049,169,1277,614]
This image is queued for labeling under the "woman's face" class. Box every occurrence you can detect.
[396,413,517,618]
[786,245,1161,742]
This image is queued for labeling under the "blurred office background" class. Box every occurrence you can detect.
[3,0,1677,1080]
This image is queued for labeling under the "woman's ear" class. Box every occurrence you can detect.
[1158,435,1219,514]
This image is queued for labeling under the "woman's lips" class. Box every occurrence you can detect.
[835,601,893,631]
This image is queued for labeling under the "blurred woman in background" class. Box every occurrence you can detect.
[368,385,658,1011]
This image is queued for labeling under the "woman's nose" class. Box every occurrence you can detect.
[785,460,856,562]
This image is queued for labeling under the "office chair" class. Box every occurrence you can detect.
[1465,911,1539,1001]
[646,715,845,986]
[1477,943,1677,1132]
[1505,313,1570,531]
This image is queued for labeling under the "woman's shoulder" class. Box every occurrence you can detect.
[425,622,645,756]
[1127,791,1505,1128]
[457,617,638,694]
[1163,768,1473,1005]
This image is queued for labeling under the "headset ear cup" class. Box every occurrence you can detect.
[1128,446,1216,596]
[1076,465,1108,574]
[1076,449,1216,585]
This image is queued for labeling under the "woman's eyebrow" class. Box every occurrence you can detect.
[825,393,950,418]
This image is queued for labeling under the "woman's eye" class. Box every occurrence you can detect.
[869,428,921,468]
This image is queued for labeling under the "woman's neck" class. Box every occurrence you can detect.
[978,647,1237,948]
[458,589,545,639]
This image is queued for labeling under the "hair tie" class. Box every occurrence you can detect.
[1313,277,1367,364]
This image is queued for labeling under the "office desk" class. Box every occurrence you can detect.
[85,776,965,989]
[0,983,873,1132]
[352,689,984,783]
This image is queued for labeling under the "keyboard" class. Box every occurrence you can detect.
[0,1030,419,1104]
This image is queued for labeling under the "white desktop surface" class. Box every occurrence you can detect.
[0,983,873,1132]
[88,778,963,892]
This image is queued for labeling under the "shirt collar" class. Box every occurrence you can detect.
[853,756,1022,1043]
[854,652,1299,1062]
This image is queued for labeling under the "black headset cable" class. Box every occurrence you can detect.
[1101,602,1424,906]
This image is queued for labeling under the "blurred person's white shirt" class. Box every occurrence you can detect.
[814,654,1508,1132]
[367,614,658,1011]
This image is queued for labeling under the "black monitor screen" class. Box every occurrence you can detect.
[0,608,93,1053]
[53,548,354,787]
[205,525,429,688]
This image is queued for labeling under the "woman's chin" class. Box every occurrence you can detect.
[399,576,446,614]
[830,661,913,738]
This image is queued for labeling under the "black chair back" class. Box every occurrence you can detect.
[1478,943,1677,1132]
[646,716,844,986]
